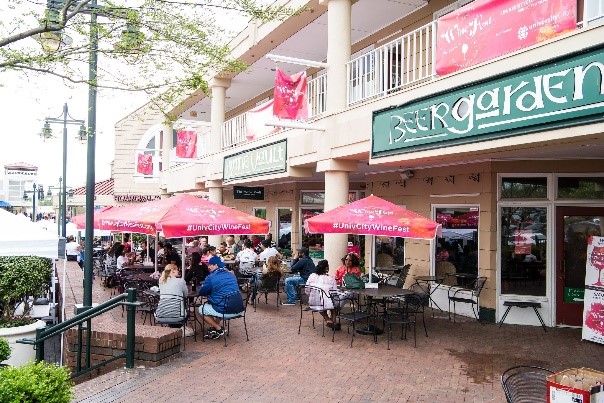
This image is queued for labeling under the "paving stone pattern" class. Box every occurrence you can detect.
[67,261,604,402]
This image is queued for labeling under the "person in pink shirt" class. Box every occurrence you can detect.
[335,253,362,285]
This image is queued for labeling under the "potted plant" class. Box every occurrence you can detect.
[0,256,53,367]
[0,337,11,365]
[0,361,74,402]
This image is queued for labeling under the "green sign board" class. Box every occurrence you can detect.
[223,139,287,183]
[564,287,585,303]
[372,47,604,157]
[308,250,324,260]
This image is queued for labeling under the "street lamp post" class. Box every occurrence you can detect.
[23,183,43,222]
[46,178,64,236]
[43,104,86,238]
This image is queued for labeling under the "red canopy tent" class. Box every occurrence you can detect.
[71,206,113,230]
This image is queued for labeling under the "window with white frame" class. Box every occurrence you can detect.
[584,0,604,27]
[133,124,167,181]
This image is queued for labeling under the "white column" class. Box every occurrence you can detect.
[209,77,231,155]
[323,170,349,275]
[326,0,352,114]
[160,121,173,173]
[207,180,223,247]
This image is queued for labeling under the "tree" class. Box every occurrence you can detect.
[0,0,301,118]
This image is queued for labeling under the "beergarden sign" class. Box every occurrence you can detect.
[223,140,287,183]
[372,46,604,157]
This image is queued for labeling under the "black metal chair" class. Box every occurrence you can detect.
[331,292,374,347]
[297,285,335,337]
[154,293,189,350]
[253,272,282,311]
[201,291,249,347]
[448,276,487,322]
[382,293,426,349]
[501,365,554,403]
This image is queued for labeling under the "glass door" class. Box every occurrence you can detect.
[556,207,604,326]
[277,208,292,256]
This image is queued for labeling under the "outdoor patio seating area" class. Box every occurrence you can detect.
[59,259,604,402]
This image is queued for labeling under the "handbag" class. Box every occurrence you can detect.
[343,273,365,289]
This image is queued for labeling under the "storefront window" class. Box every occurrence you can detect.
[434,207,479,282]
[253,208,266,219]
[375,237,404,267]
[500,206,547,296]
[557,177,604,200]
[277,208,292,254]
[301,208,324,259]
[501,177,548,199]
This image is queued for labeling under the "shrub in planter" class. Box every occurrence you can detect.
[0,256,52,328]
[0,338,10,363]
[0,361,74,402]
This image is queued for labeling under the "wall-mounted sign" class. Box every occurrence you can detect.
[234,186,265,200]
[114,194,161,203]
[436,0,576,75]
[372,46,604,158]
[223,140,287,183]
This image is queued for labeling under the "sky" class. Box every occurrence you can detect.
[0,70,148,189]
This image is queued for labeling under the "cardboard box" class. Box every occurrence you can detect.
[548,368,604,403]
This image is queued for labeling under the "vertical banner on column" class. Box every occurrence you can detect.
[176,130,197,159]
[137,153,153,175]
[273,68,309,120]
[582,236,604,344]
[436,0,577,75]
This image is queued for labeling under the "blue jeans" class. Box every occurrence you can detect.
[285,276,305,303]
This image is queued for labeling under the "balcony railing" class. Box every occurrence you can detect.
[221,73,328,150]
[347,21,436,105]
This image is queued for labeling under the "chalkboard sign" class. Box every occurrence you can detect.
[234,186,264,200]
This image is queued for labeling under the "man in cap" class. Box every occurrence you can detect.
[282,247,316,306]
[198,256,244,339]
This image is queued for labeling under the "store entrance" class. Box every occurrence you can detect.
[555,207,604,326]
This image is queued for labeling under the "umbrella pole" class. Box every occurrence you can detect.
[182,237,186,272]
[154,234,158,273]
[145,235,149,263]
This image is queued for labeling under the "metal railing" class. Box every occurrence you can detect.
[222,113,247,149]
[347,21,437,105]
[17,289,139,379]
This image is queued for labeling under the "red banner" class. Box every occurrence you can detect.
[176,130,197,158]
[245,100,281,140]
[273,68,308,120]
[436,0,576,75]
[136,153,153,175]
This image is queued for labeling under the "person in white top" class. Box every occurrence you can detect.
[65,236,80,262]
[116,244,132,270]
[258,239,281,262]
[235,239,257,276]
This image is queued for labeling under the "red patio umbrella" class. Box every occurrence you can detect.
[304,195,441,285]
[71,206,113,229]
[304,195,441,239]
[96,194,270,238]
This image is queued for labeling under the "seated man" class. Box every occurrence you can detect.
[235,239,257,277]
[282,248,316,306]
[198,256,244,339]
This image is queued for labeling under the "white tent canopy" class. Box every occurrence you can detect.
[0,209,60,259]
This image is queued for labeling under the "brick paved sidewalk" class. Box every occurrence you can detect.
[72,285,604,403]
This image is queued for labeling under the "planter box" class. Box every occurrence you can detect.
[548,368,604,403]
[0,320,46,367]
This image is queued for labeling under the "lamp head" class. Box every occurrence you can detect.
[78,125,87,143]
[40,121,53,141]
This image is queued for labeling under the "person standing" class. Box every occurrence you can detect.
[65,236,80,262]
[282,248,316,306]
[198,256,244,339]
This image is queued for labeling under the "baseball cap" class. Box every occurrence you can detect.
[208,256,226,268]
[297,247,309,256]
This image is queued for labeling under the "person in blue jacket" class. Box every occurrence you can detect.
[198,256,244,339]
[282,247,316,305]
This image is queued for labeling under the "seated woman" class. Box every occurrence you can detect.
[306,260,340,329]
[251,255,282,303]
[155,263,188,328]
[334,253,362,285]
[185,252,209,290]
